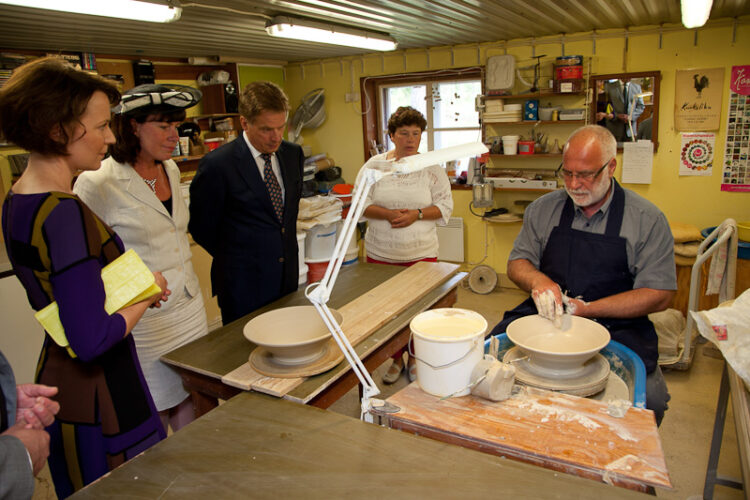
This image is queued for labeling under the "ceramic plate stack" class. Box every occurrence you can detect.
[483,110,523,122]
[484,102,523,122]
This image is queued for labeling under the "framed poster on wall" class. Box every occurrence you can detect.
[722,65,750,192]
[674,67,724,131]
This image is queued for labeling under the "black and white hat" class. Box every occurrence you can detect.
[113,84,202,115]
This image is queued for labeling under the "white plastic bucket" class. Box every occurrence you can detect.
[502,135,520,155]
[305,222,338,260]
[410,308,488,397]
[298,263,308,286]
[341,221,359,265]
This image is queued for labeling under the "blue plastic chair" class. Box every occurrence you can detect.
[483,333,646,408]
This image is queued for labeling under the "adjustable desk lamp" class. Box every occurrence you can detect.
[305,142,488,422]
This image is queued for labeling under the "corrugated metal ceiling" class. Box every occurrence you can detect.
[0,0,748,63]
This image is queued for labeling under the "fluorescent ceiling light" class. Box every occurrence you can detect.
[681,0,713,28]
[0,0,182,23]
[266,16,397,52]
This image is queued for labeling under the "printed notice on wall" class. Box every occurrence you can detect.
[722,65,750,192]
[622,140,653,184]
[675,68,724,131]
[680,133,715,176]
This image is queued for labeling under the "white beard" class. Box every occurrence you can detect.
[565,174,612,208]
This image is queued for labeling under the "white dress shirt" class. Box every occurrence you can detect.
[243,131,286,200]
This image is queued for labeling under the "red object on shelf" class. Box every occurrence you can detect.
[555,65,583,80]
[331,183,353,217]
[204,138,223,151]
[518,141,535,155]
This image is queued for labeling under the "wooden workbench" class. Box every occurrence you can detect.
[70,392,647,499]
[375,382,671,493]
[161,262,464,415]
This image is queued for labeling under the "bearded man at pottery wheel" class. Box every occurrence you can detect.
[489,125,676,425]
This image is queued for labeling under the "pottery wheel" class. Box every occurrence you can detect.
[503,346,610,397]
[250,338,344,379]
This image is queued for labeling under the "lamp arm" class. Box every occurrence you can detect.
[305,142,488,422]
[305,166,388,422]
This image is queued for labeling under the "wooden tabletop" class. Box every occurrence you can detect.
[70,392,647,499]
[162,262,465,405]
[162,263,405,379]
[378,382,671,493]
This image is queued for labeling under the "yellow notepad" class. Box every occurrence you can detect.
[34,249,161,358]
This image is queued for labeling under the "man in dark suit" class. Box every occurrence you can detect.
[603,79,644,142]
[189,81,304,325]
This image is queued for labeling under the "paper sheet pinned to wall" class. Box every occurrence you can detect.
[621,140,654,184]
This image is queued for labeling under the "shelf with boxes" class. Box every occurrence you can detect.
[480,81,588,193]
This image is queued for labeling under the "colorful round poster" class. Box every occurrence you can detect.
[681,138,713,170]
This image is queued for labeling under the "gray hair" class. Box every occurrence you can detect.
[564,125,617,163]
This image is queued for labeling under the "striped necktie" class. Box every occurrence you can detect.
[261,153,284,222]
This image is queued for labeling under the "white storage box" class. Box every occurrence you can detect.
[559,108,586,120]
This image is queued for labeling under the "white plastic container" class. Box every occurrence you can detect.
[340,221,359,265]
[298,263,308,286]
[297,231,307,285]
[305,222,338,261]
[410,308,488,397]
[502,135,520,155]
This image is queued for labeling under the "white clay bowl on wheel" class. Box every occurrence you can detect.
[506,314,610,373]
[243,306,343,366]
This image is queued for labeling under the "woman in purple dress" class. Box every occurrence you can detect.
[0,57,167,498]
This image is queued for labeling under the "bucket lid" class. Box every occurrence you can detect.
[411,308,487,342]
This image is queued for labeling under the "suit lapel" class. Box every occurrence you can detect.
[231,138,279,223]
[276,144,294,225]
[115,161,171,219]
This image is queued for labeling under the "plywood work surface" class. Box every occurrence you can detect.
[381,383,671,491]
[221,261,459,397]
[70,392,646,499]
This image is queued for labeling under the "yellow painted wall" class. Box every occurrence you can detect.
[284,21,750,276]
[238,64,284,89]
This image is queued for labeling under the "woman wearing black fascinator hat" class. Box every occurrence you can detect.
[74,83,209,432]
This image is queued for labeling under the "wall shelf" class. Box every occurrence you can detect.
[485,91,586,100]
[484,120,585,126]
[451,184,556,193]
[489,153,562,158]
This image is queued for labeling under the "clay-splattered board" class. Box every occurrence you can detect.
[222,261,458,396]
[380,383,671,492]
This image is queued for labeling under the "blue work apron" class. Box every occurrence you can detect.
[490,181,659,372]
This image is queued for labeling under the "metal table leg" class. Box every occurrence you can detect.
[704,362,744,499]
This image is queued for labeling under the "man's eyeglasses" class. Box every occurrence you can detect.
[556,158,613,182]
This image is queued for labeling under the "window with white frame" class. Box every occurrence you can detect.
[379,78,482,173]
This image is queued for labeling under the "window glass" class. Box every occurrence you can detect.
[434,130,483,173]
[382,84,427,152]
[433,80,481,129]
[380,78,481,169]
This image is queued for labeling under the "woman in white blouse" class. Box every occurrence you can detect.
[354,106,453,384]
[74,84,209,432]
